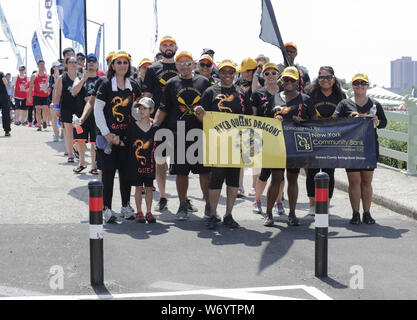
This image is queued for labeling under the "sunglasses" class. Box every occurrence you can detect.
[19,68,25,71]
[318,75,334,81]
[178,61,193,67]
[219,70,235,75]
[68,60,78,65]
[264,71,277,76]
[199,62,212,68]
[115,60,129,65]
[283,77,297,83]
[352,81,369,86]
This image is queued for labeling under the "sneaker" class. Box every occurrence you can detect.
[207,215,218,230]
[309,206,315,216]
[237,187,245,198]
[248,187,256,196]
[135,212,145,223]
[121,203,135,220]
[28,122,33,127]
[252,200,262,214]
[350,212,361,225]
[22,121,28,126]
[277,202,285,215]
[186,198,198,212]
[145,212,156,223]
[223,214,239,229]
[5,131,11,137]
[35,122,39,127]
[37,126,42,131]
[103,207,117,224]
[263,213,274,227]
[53,136,59,142]
[362,211,375,224]
[60,133,64,139]
[42,122,47,129]
[154,197,168,212]
[15,121,21,126]
[176,202,188,221]
[288,213,300,226]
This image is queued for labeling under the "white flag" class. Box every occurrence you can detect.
[0,3,24,69]
[37,0,60,60]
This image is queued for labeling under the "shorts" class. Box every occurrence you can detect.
[73,117,97,143]
[131,176,154,188]
[33,96,49,106]
[15,98,27,110]
[259,168,300,182]
[345,168,375,173]
[60,106,75,123]
[209,167,240,189]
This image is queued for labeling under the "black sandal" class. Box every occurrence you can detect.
[89,168,99,175]
[73,165,87,174]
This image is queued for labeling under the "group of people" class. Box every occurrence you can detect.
[0,36,387,229]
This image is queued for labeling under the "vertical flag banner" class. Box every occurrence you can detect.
[0,3,24,69]
[32,31,44,64]
[94,25,102,60]
[72,40,81,54]
[37,0,60,61]
[56,0,85,50]
[153,0,158,55]
[259,0,291,66]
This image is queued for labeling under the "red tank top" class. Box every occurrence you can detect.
[15,75,28,99]
[33,72,49,97]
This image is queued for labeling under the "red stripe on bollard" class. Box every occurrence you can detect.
[89,197,103,212]
[315,188,329,202]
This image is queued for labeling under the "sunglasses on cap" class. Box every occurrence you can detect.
[318,75,334,81]
[177,61,193,67]
[199,62,212,68]
[283,77,297,83]
[352,81,369,86]
[115,60,129,65]
[264,71,278,76]
[219,70,235,75]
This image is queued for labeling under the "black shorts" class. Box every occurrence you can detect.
[33,96,49,106]
[15,98,27,110]
[73,117,97,143]
[60,106,75,123]
[209,167,240,189]
[131,176,154,188]
[345,168,375,173]
[259,168,300,182]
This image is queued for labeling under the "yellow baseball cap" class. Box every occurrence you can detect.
[160,36,177,45]
[105,51,116,62]
[138,58,153,68]
[199,54,213,64]
[281,66,299,80]
[112,50,132,62]
[218,59,236,71]
[236,57,257,73]
[175,51,193,61]
[262,62,279,73]
[352,73,369,83]
[284,42,297,50]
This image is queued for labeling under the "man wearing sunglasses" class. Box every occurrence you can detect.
[143,36,180,213]
[153,51,211,221]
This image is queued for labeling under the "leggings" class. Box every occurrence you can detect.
[28,106,34,123]
[306,168,335,199]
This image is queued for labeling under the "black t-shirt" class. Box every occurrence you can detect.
[251,87,277,117]
[305,91,345,119]
[76,76,100,120]
[60,73,80,114]
[96,77,141,138]
[258,91,309,120]
[126,122,158,180]
[161,74,210,131]
[91,76,106,97]
[142,61,179,109]
[201,83,252,115]
[0,72,8,104]
[234,77,253,98]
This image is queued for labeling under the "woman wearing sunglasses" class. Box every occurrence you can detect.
[304,66,346,215]
[335,73,387,225]
[94,50,142,223]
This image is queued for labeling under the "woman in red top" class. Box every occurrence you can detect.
[13,65,28,125]
[29,60,50,131]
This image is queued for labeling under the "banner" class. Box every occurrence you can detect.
[94,25,102,60]
[153,0,158,55]
[203,112,377,169]
[36,0,60,61]
[0,3,24,69]
[56,0,85,49]
[31,31,44,64]
[259,0,290,66]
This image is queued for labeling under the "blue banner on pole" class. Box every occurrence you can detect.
[56,0,85,49]
[94,25,102,61]
[31,31,44,64]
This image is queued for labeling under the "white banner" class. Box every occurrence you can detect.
[0,3,24,69]
[37,0,60,61]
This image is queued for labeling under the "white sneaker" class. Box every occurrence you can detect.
[121,203,135,220]
[103,207,117,224]
[309,206,315,216]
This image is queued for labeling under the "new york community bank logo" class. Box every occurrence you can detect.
[295,132,313,152]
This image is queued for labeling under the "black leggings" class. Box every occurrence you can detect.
[100,147,131,209]
[306,168,335,199]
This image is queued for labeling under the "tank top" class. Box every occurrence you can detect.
[33,72,49,97]
[60,72,78,113]
[15,75,28,99]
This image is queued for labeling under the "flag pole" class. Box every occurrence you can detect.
[84,0,88,54]
[59,28,62,60]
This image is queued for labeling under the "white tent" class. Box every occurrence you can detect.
[366,86,405,107]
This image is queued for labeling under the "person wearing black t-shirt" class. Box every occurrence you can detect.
[304,66,347,216]
[94,50,141,224]
[334,73,387,225]
[136,58,153,91]
[195,54,217,86]
[200,59,252,230]
[154,51,211,221]
[261,66,309,227]
[142,36,180,213]
[0,71,11,136]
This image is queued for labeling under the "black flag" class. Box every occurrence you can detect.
[259,0,291,66]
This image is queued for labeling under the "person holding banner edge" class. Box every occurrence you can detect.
[335,73,387,225]
[304,66,346,215]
